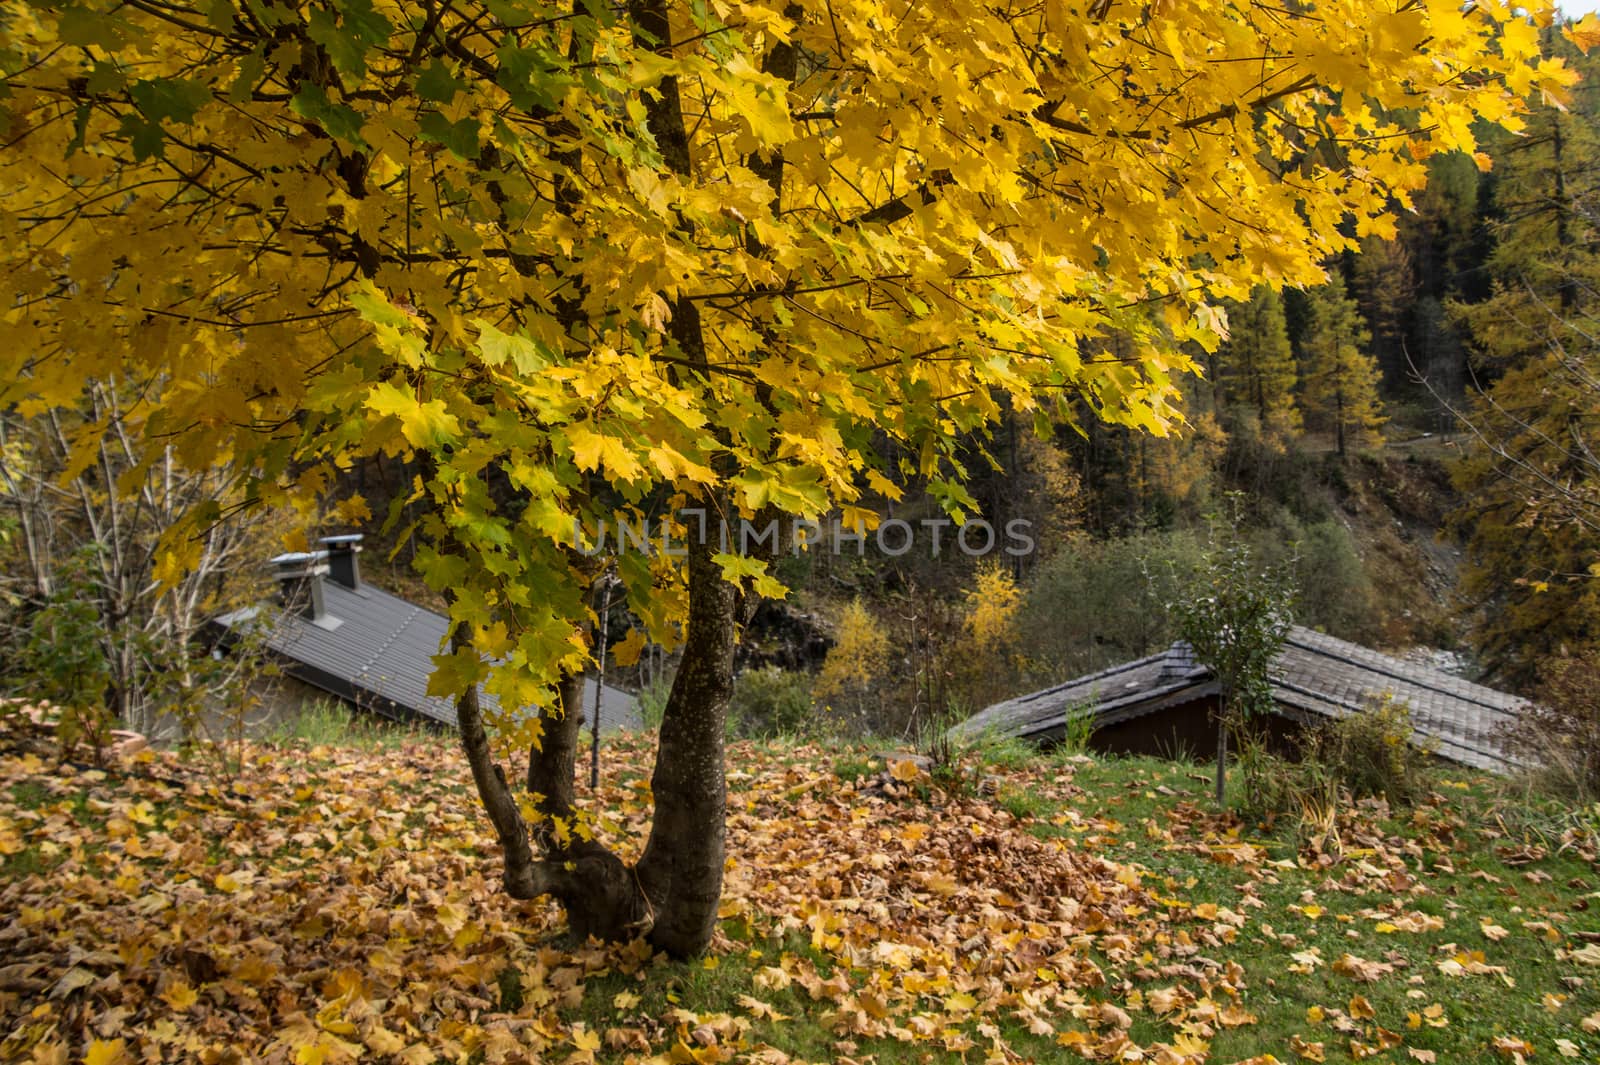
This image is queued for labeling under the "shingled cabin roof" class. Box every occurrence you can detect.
[214,537,638,731]
[952,626,1528,772]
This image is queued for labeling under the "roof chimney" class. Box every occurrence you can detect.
[270,551,330,622]
[319,534,364,591]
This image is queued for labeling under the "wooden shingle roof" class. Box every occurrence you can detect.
[954,626,1528,772]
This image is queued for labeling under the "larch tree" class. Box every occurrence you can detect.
[1351,233,1418,389]
[1300,275,1387,457]
[0,0,1587,954]
[1217,285,1300,441]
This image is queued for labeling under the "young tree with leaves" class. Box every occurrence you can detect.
[1171,507,1296,807]
[1,0,1586,953]
[1300,276,1387,457]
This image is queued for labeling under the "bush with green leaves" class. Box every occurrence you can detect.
[1244,512,1377,641]
[636,675,672,732]
[728,666,815,740]
[1171,498,1297,806]
[2,549,114,758]
[1019,528,1206,679]
[1306,693,1433,806]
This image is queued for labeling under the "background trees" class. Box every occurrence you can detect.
[1445,29,1600,682]
[1300,277,1388,457]
[1217,286,1300,442]
[1,0,1582,952]
[0,380,273,744]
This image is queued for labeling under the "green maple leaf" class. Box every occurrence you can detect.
[366,382,462,448]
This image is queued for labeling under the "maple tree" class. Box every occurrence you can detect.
[0,1,1588,953]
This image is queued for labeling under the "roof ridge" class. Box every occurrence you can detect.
[1012,644,1191,705]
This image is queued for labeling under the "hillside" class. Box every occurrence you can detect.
[3,725,1597,1064]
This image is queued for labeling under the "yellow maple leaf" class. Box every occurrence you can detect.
[1566,13,1600,53]
[160,981,198,1011]
[1290,1034,1326,1062]
[82,1039,128,1065]
[293,1044,328,1065]
[944,991,977,1013]
[889,757,923,782]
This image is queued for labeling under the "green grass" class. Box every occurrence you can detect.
[550,753,1600,1063]
[267,699,427,750]
[1030,756,1600,1061]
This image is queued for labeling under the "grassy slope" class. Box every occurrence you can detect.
[1,726,1597,1065]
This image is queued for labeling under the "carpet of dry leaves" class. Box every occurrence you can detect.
[1,728,1597,1065]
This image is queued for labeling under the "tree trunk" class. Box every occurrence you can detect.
[454,624,650,943]
[452,0,746,958]
[527,671,585,826]
[1214,699,1229,806]
[454,529,738,956]
[635,533,737,956]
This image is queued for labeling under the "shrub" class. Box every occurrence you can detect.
[1055,706,1096,756]
[917,699,972,796]
[636,675,672,731]
[1306,693,1433,806]
[1230,740,1337,840]
[955,563,1025,710]
[1510,647,1600,802]
[1019,528,1206,679]
[3,551,115,760]
[1254,514,1382,639]
[729,666,815,739]
[814,598,888,727]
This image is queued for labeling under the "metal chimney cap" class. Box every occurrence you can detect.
[268,551,330,573]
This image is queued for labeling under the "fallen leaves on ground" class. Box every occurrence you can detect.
[0,728,1596,1064]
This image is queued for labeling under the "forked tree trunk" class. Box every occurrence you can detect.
[454,530,736,956]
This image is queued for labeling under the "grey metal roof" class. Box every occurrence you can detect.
[954,626,1528,773]
[216,578,639,731]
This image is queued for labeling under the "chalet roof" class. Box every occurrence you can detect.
[215,578,638,731]
[953,626,1527,773]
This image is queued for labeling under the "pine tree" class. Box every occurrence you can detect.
[1218,286,1300,441]
[1299,276,1386,457]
